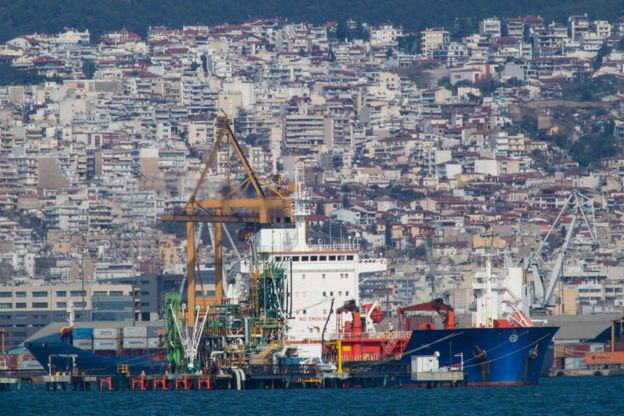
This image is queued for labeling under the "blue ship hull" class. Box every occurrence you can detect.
[25,333,167,375]
[401,326,559,386]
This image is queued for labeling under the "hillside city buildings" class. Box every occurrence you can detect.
[1,15,624,349]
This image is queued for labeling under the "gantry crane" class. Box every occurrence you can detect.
[162,114,293,324]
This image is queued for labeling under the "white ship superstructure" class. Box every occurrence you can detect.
[472,255,530,327]
[249,184,387,341]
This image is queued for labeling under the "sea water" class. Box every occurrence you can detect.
[3,376,624,416]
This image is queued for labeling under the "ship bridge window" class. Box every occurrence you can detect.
[346,291,349,296]
[292,256,299,261]
[329,256,336,261]
[337,256,345,261]
[310,256,318,261]
[346,255,354,261]
[275,256,282,262]
[323,291,327,297]
[319,256,326,261]
[322,274,326,279]
[303,309,306,314]
[301,256,309,261]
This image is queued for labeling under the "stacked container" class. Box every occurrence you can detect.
[94,327,119,351]
[72,327,94,350]
[147,327,163,349]
[123,326,147,349]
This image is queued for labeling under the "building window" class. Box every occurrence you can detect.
[0,303,11,309]
[56,291,66,297]
[70,290,86,297]
[74,302,86,308]
[32,291,48,298]
[0,292,12,298]
[15,291,26,298]
[15,302,26,309]
[32,302,48,308]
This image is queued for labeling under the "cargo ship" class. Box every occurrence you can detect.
[24,318,168,375]
[332,257,558,386]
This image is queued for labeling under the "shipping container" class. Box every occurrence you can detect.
[563,343,591,357]
[123,337,147,349]
[94,339,118,351]
[73,339,93,350]
[589,343,604,353]
[123,326,147,338]
[584,351,624,367]
[564,357,586,370]
[93,328,119,339]
[18,360,44,370]
[147,327,165,338]
[73,327,94,340]
[147,338,161,349]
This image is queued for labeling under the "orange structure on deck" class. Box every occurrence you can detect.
[333,300,409,362]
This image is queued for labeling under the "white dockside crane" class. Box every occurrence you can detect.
[523,192,598,313]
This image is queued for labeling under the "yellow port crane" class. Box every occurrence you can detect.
[162,114,292,324]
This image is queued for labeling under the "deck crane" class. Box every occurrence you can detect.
[162,114,293,325]
[524,192,598,313]
[396,298,456,331]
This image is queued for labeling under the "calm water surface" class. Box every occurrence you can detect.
[3,376,624,416]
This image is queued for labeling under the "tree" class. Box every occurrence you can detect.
[82,60,96,79]
[384,220,393,248]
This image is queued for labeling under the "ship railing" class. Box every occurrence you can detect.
[337,331,411,340]
[244,364,317,376]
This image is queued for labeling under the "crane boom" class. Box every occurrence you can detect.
[543,215,577,306]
